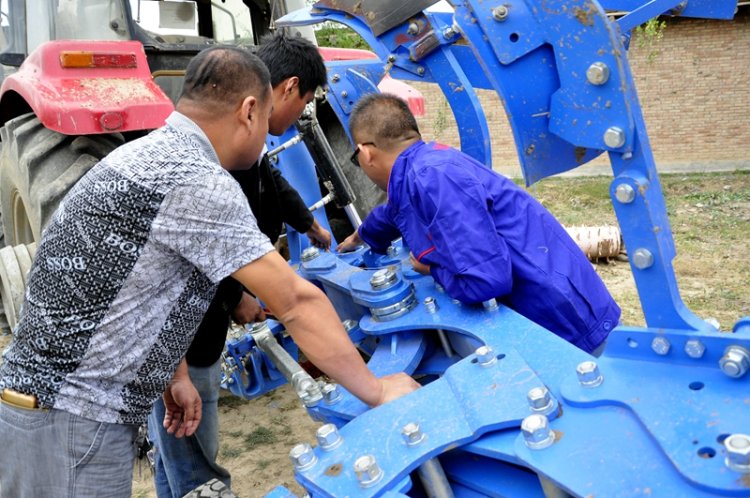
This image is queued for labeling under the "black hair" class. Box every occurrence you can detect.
[349,93,421,149]
[256,32,327,96]
[179,46,271,109]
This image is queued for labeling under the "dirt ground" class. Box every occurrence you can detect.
[0,172,747,498]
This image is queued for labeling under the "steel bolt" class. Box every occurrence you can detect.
[331,74,340,83]
[614,183,636,204]
[316,423,343,451]
[576,361,604,387]
[603,127,626,148]
[289,443,317,471]
[407,22,420,36]
[424,297,438,314]
[521,414,555,450]
[527,386,555,414]
[341,90,348,98]
[586,62,610,85]
[443,27,456,40]
[724,434,750,473]
[301,246,320,262]
[387,54,396,63]
[719,346,750,378]
[632,248,654,270]
[342,320,358,332]
[353,455,384,488]
[387,244,399,257]
[322,383,343,405]
[370,268,397,289]
[475,345,497,367]
[402,422,426,446]
[651,336,671,356]
[684,339,706,359]
[492,5,509,21]
[483,298,499,311]
[417,66,425,76]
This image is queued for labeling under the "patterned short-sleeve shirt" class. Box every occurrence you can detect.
[0,112,274,424]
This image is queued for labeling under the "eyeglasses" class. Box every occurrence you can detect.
[349,142,376,166]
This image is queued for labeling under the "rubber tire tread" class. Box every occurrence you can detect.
[0,113,124,245]
[183,478,238,498]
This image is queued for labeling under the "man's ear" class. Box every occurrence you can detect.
[240,95,258,128]
[283,77,299,98]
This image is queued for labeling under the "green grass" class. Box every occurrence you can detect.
[243,426,278,450]
[524,171,750,327]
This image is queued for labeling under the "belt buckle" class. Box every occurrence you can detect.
[2,388,39,409]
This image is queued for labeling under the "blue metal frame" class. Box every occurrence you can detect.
[221,0,750,496]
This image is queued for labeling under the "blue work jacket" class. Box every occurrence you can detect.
[358,141,621,353]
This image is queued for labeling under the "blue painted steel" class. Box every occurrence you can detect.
[265,129,336,263]
[255,1,748,496]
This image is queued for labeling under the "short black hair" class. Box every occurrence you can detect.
[256,32,327,96]
[179,46,271,109]
[349,93,421,150]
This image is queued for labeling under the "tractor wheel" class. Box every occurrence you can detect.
[0,112,124,246]
[316,103,386,240]
[0,242,35,331]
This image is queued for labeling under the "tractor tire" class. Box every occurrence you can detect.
[183,479,238,498]
[0,113,124,246]
[0,243,35,331]
[316,103,386,240]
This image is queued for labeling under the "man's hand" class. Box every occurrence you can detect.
[336,230,363,253]
[162,361,202,438]
[409,252,431,275]
[371,373,421,407]
[232,292,265,324]
[306,220,332,251]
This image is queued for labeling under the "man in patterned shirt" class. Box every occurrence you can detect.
[0,47,418,498]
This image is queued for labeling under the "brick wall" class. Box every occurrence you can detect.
[411,8,750,178]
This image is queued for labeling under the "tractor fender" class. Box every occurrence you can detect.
[0,40,173,134]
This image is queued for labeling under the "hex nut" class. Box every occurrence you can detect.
[402,422,426,446]
[301,246,320,262]
[475,345,497,367]
[576,361,603,387]
[586,62,610,85]
[724,434,750,473]
[492,5,509,21]
[719,346,750,378]
[603,127,626,148]
[423,297,438,314]
[614,183,636,204]
[353,455,384,487]
[521,414,555,450]
[632,248,654,270]
[370,268,397,289]
[527,386,555,414]
[322,383,343,405]
[651,336,671,356]
[289,443,317,471]
[684,339,706,359]
[316,424,343,451]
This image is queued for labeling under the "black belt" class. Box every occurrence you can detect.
[1,388,42,410]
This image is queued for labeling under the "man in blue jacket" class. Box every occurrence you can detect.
[338,93,620,354]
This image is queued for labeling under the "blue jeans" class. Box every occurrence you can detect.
[148,359,231,498]
[0,401,138,497]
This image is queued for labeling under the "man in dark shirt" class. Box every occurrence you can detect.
[148,33,332,498]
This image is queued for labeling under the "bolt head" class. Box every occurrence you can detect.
[342,320,358,332]
[603,127,626,148]
[475,345,496,366]
[576,361,603,387]
[370,267,397,289]
[331,74,340,83]
[402,422,426,446]
[614,183,636,204]
[423,297,438,313]
[289,443,317,470]
[316,424,343,451]
[719,346,750,378]
[483,298,499,311]
[442,27,455,40]
[407,22,420,35]
[527,386,553,411]
[341,90,348,98]
[417,67,425,76]
[632,248,654,270]
[322,383,343,404]
[492,5,509,21]
[725,434,750,472]
[651,336,671,356]
[586,61,610,85]
[521,414,555,449]
[353,455,384,487]
[684,339,706,359]
[301,246,320,262]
